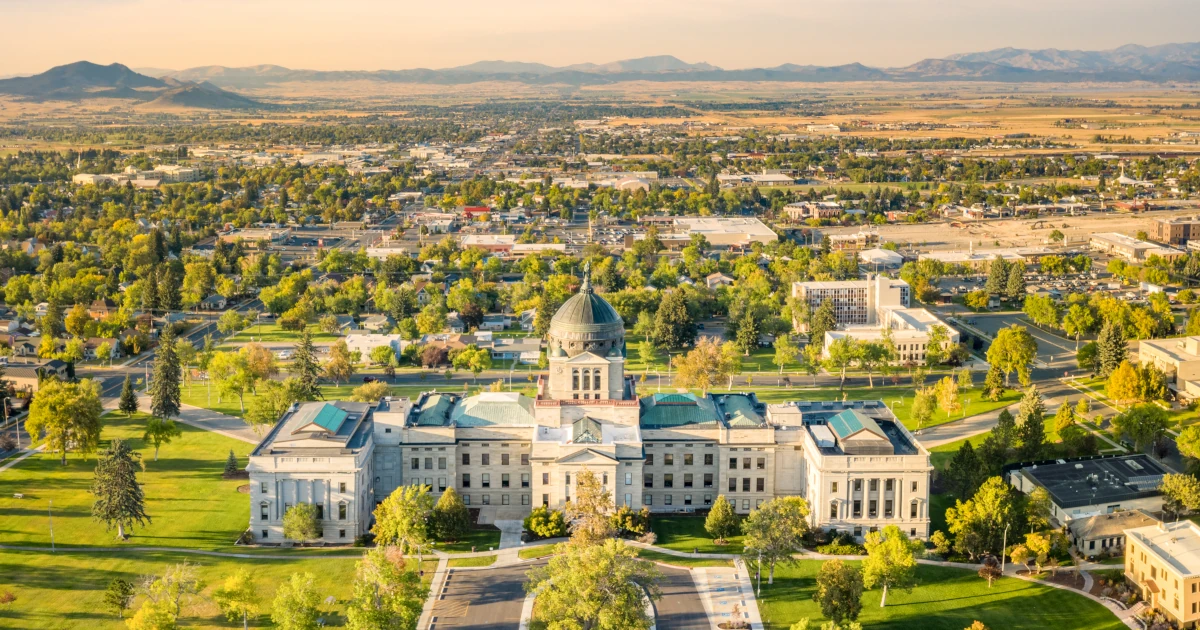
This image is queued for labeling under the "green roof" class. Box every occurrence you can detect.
[827,409,887,440]
[415,394,457,426]
[639,393,720,428]
[716,395,764,427]
[451,393,535,427]
[308,403,349,433]
[572,417,603,444]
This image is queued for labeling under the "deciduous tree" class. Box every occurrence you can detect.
[525,539,661,630]
[26,378,104,464]
[705,495,739,543]
[815,559,864,624]
[742,496,810,584]
[862,525,922,607]
[271,572,321,630]
[213,568,260,630]
[373,484,434,553]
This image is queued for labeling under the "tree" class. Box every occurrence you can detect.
[349,380,390,403]
[225,450,239,476]
[977,555,1002,588]
[1178,425,1200,469]
[246,378,301,431]
[986,325,1037,387]
[910,387,936,431]
[524,505,568,539]
[1023,295,1059,330]
[672,337,736,395]
[1015,386,1046,461]
[91,439,149,540]
[432,487,470,542]
[1107,361,1140,406]
[1010,544,1032,572]
[1026,486,1053,533]
[823,336,860,391]
[451,344,492,383]
[1115,403,1170,453]
[217,309,246,335]
[566,469,616,546]
[705,495,739,543]
[652,290,696,350]
[930,531,952,556]
[345,547,426,630]
[142,415,181,462]
[283,503,321,541]
[290,330,323,400]
[369,345,398,379]
[1005,263,1025,301]
[935,375,961,418]
[773,334,799,374]
[815,559,864,624]
[271,572,321,630]
[1097,320,1126,378]
[858,341,891,388]
[241,342,279,390]
[65,303,93,338]
[27,378,104,465]
[1061,304,1095,349]
[945,477,1018,560]
[119,374,139,417]
[1076,341,1099,373]
[964,290,989,311]
[1052,402,1075,433]
[208,350,253,413]
[808,300,837,349]
[735,309,760,355]
[213,568,260,630]
[324,340,355,385]
[985,257,1007,295]
[636,339,658,369]
[126,597,176,630]
[104,578,135,618]
[1075,397,1091,418]
[1160,473,1200,517]
[862,525,922,607]
[525,539,661,630]
[373,484,434,553]
[944,440,985,500]
[1024,531,1052,574]
[742,496,810,584]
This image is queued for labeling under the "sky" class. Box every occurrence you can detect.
[3,0,1200,76]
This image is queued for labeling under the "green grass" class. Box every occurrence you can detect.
[447,554,497,568]
[226,323,342,343]
[436,527,502,554]
[757,561,1124,630]
[635,548,734,568]
[518,543,560,560]
[650,515,744,555]
[0,412,252,551]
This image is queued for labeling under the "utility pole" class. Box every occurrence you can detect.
[1001,523,1010,573]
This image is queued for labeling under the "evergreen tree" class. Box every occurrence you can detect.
[290,330,323,400]
[432,487,471,542]
[91,438,150,540]
[734,309,760,355]
[1005,263,1025,301]
[993,408,1017,453]
[143,269,159,314]
[985,256,1007,295]
[224,450,239,476]
[652,290,696,351]
[104,578,135,618]
[149,327,182,421]
[983,364,1005,402]
[945,440,985,499]
[1015,386,1046,461]
[1097,321,1126,378]
[119,374,139,417]
[809,299,837,349]
[158,266,181,311]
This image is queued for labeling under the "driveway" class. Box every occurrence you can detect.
[655,565,710,630]
[430,562,539,629]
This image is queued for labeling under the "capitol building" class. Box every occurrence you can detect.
[246,274,933,544]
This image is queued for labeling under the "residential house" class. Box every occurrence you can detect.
[706,272,735,289]
[200,294,229,310]
[88,298,120,320]
[1067,509,1159,558]
[360,314,394,333]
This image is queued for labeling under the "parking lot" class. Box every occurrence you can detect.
[965,312,1079,369]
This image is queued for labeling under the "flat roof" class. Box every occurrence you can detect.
[1019,454,1166,509]
[1127,520,1200,577]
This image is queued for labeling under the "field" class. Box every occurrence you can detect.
[649,515,743,555]
[225,323,342,344]
[756,561,1124,630]
[437,527,502,554]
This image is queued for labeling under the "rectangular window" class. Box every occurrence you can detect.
[462,453,470,465]
[603,473,608,485]
[756,478,765,492]
[665,494,673,506]
[502,453,510,466]
[411,458,420,470]
[260,504,269,520]
[664,453,674,466]
[910,501,918,518]
[684,453,693,466]
[438,457,447,469]
[729,457,737,470]
[704,495,712,505]
[742,499,750,511]
[315,504,324,520]
[664,474,674,488]
[729,477,737,492]
[482,473,491,488]
[439,478,447,492]
[684,473,694,488]
[339,529,346,539]
[853,499,862,518]
[522,454,529,466]
[261,482,268,493]
[831,482,838,494]
[884,499,894,518]
[542,494,549,506]
[502,473,510,488]
[644,494,653,506]
[704,453,713,466]
[625,473,633,485]
[869,479,878,492]
[911,481,918,492]
[502,494,510,505]
[757,457,765,470]
[338,482,346,493]
[424,457,432,470]
[521,473,530,488]
[339,503,347,519]
[262,529,268,539]
[854,479,863,492]
[482,494,490,505]
[482,454,490,466]
[742,457,751,470]
[645,474,654,488]
[869,500,878,519]
[885,479,894,492]
[646,454,654,466]
[543,473,550,484]
[522,494,530,505]
[462,474,470,488]
[624,493,632,507]
[742,478,751,492]
[704,473,713,488]
[684,494,692,505]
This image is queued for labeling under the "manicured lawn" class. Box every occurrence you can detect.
[635,548,734,568]
[518,543,560,560]
[226,322,342,344]
[437,527,502,554]
[0,412,252,551]
[447,554,497,568]
[650,515,744,555]
[757,561,1124,630]
[0,549,435,629]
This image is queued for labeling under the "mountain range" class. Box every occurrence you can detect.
[6,42,1200,107]
[0,61,262,108]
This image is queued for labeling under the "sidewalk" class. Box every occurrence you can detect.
[693,559,765,630]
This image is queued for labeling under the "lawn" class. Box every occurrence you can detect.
[635,548,734,568]
[226,323,342,344]
[649,515,744,555]
[437,527,502,554]
[518,543,560,560]
[0,549,435,629]
[0,412,252,551]
[447,554,497,568]
[756,561,1124,630]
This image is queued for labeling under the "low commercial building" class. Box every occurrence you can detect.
[1154,217,1200,246]
[1139,336,1200,401]
[825,307,960,364]
[827,230,880,252]
[785,201,842,221]
[1125,520,1200,626]
[1067,509,1159,558]
[219,228,292,243]
[626,217,777,250]
[1089,232,1186,262]
[1007,454,1166,523]
[859,248,905,269]
[918,246,1053,269]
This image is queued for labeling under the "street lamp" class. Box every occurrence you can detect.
[1001,523,1010,573]
[756,550,762,598]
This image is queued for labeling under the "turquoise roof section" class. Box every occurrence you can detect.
[415,394,457,426]
[715,394,765,427]
[308,403,349,433]
[451,393,536,427]
[639,393,721,428]
[827,409,887,440]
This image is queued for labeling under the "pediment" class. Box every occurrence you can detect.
[554,447,618,465]
[564,352,608,364]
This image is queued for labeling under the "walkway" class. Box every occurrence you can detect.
[115,395,260,445]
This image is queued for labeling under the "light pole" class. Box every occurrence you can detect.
[1001,523,1010,573]
[49,500,55,553]
[756,549,762,597]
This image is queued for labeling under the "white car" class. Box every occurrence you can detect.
[276,350,294,360]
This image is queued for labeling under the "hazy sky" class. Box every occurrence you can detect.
[3,0,1200,75]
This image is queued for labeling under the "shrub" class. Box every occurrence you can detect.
[282,503,321,541]
[523,506,567,539]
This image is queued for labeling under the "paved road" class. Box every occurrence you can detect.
[655,566,709,630]
[430,562,540,629]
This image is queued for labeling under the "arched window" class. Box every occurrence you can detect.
[572,369,579,390]
[593,369,601,390]
[582,369,591,390]
[259,501,269,521]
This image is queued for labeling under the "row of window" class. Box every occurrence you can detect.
[828,498,920,520]
[456,453,531,467]
[643,473,713,488]
[260,501,348,522]
[642,454,766,470]
[831,479,918,494]
[572,368,604,391]
[461,494,531,506]
[260,481,350,494]
[460,473,531,488]
[261,528,347,540]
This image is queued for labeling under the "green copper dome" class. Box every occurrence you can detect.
[547,266,625,358]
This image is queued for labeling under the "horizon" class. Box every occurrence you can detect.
[3,0,1200,76]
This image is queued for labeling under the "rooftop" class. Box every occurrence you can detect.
[1127,520,1200,578]
[1067,509,1160,541]
[1018,454,1167,509]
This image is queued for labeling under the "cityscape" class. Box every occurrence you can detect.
[8,2,1200,629]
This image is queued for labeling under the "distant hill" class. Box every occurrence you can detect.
[564,55,720,73]
[946,42,1200,73]
[0,61,262,108]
